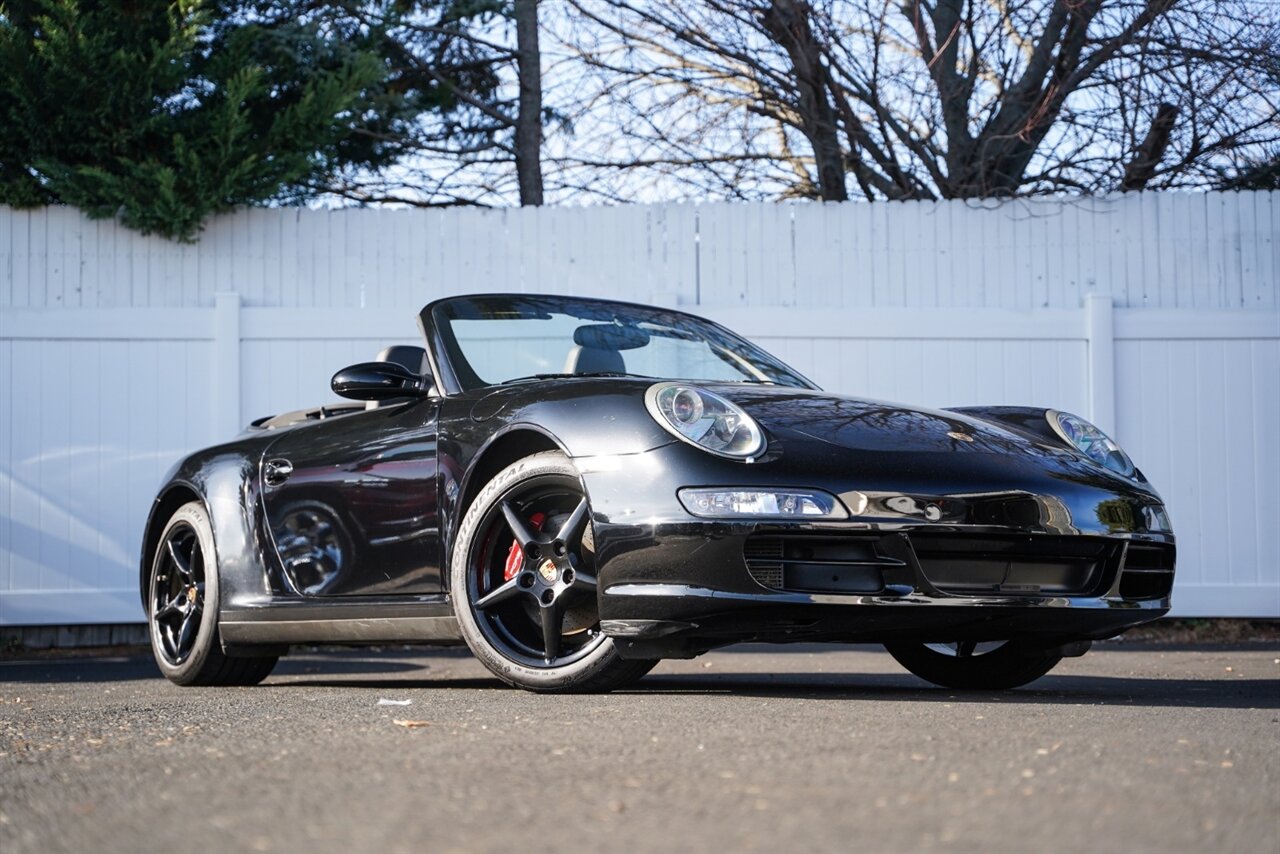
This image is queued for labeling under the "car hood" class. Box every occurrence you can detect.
[704,383,1164,510]
[710,384,1046,456]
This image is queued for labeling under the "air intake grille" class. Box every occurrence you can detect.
[743,537,785,588]
[909,534,1118,596]
[743,533,1171,598]
[1118,543,1176,600]
[744,536,895,593]
[743,533,1143,597]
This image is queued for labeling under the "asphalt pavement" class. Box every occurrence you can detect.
[2,642,1277,854]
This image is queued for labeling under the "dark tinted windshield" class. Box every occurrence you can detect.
[430,295,814,392]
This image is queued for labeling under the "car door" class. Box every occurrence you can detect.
[259,399,442,596]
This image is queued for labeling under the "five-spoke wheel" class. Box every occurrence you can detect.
[147,502,278,686]
[151,522,207,666]
[471,490,603,666]
[451,452,655,692]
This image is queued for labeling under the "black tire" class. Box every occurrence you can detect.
[451,451,656,693]
[148,501,278,686]
[885,640,1063,690]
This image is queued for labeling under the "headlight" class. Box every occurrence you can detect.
[1047,411,1136,478]
[678,488,848,519]
[646,383,765,460]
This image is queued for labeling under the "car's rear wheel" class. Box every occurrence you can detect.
[148,501,278,686]
[451,451,656,693]
[885,640,1063,690]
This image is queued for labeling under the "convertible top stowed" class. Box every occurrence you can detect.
[140,294,1173,692]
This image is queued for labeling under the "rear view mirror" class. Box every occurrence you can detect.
[331,362,430,401]
[573,323,651,350]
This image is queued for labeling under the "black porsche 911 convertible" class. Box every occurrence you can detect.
[142,293,1174,692]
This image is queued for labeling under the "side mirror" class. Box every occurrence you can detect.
[331,362,431,401]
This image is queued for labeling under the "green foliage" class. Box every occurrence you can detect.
[0,0,425,239]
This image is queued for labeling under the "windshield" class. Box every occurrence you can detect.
[430,295,814,392]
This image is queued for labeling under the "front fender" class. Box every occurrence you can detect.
[463,380,672,458]
[947,406,1063,446]
[140,434,282,614]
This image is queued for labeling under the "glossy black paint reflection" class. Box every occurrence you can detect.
[260,400,442,596]
[331,361,431,401]
[140,294,1173,652]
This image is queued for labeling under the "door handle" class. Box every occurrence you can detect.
[264,458,294,486]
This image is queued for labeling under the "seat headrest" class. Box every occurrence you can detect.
[367,345,429,410]
[375,345,428,376]
[562,345,625,375]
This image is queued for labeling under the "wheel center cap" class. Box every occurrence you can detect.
[186,586,197,604]
[537,558,558,584]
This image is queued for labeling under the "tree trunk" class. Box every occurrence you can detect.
[514,0,544,206]
[762,0,848,202]
[1121,103,1178,191]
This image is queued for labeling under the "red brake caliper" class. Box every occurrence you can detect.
[503,512,545,581]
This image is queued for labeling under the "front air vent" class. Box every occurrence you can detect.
[743,537,784,588]
[744,536,894,593]
[910,534,1119,596]
[744,533,1166,599]
[1123,543,1176,571]
[1118,543,1176,600]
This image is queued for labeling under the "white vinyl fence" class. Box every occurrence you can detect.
[1,192,1277,624]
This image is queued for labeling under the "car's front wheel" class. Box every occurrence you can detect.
[885,640,1063,690]
[451,451,656,693]
[148,501,278,686]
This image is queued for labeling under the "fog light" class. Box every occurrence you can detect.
[678,488,848,519]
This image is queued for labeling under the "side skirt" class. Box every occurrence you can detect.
[218,596,464,647]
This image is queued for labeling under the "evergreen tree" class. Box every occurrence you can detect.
[0,1,467,239]
[1218,153,1280,191]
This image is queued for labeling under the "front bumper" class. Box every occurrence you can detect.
[578,443,1174,658]
[600,582,1169,659]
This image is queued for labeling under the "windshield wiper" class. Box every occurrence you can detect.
[500,371,654,385]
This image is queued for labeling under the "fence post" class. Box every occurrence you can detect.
[213,291,242,440]
[1085,293,1116,436]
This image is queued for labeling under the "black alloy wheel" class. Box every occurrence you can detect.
[147,501,279,686]
[151,523,206,666]
[468,473,606,668]
[452,452,656,692]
